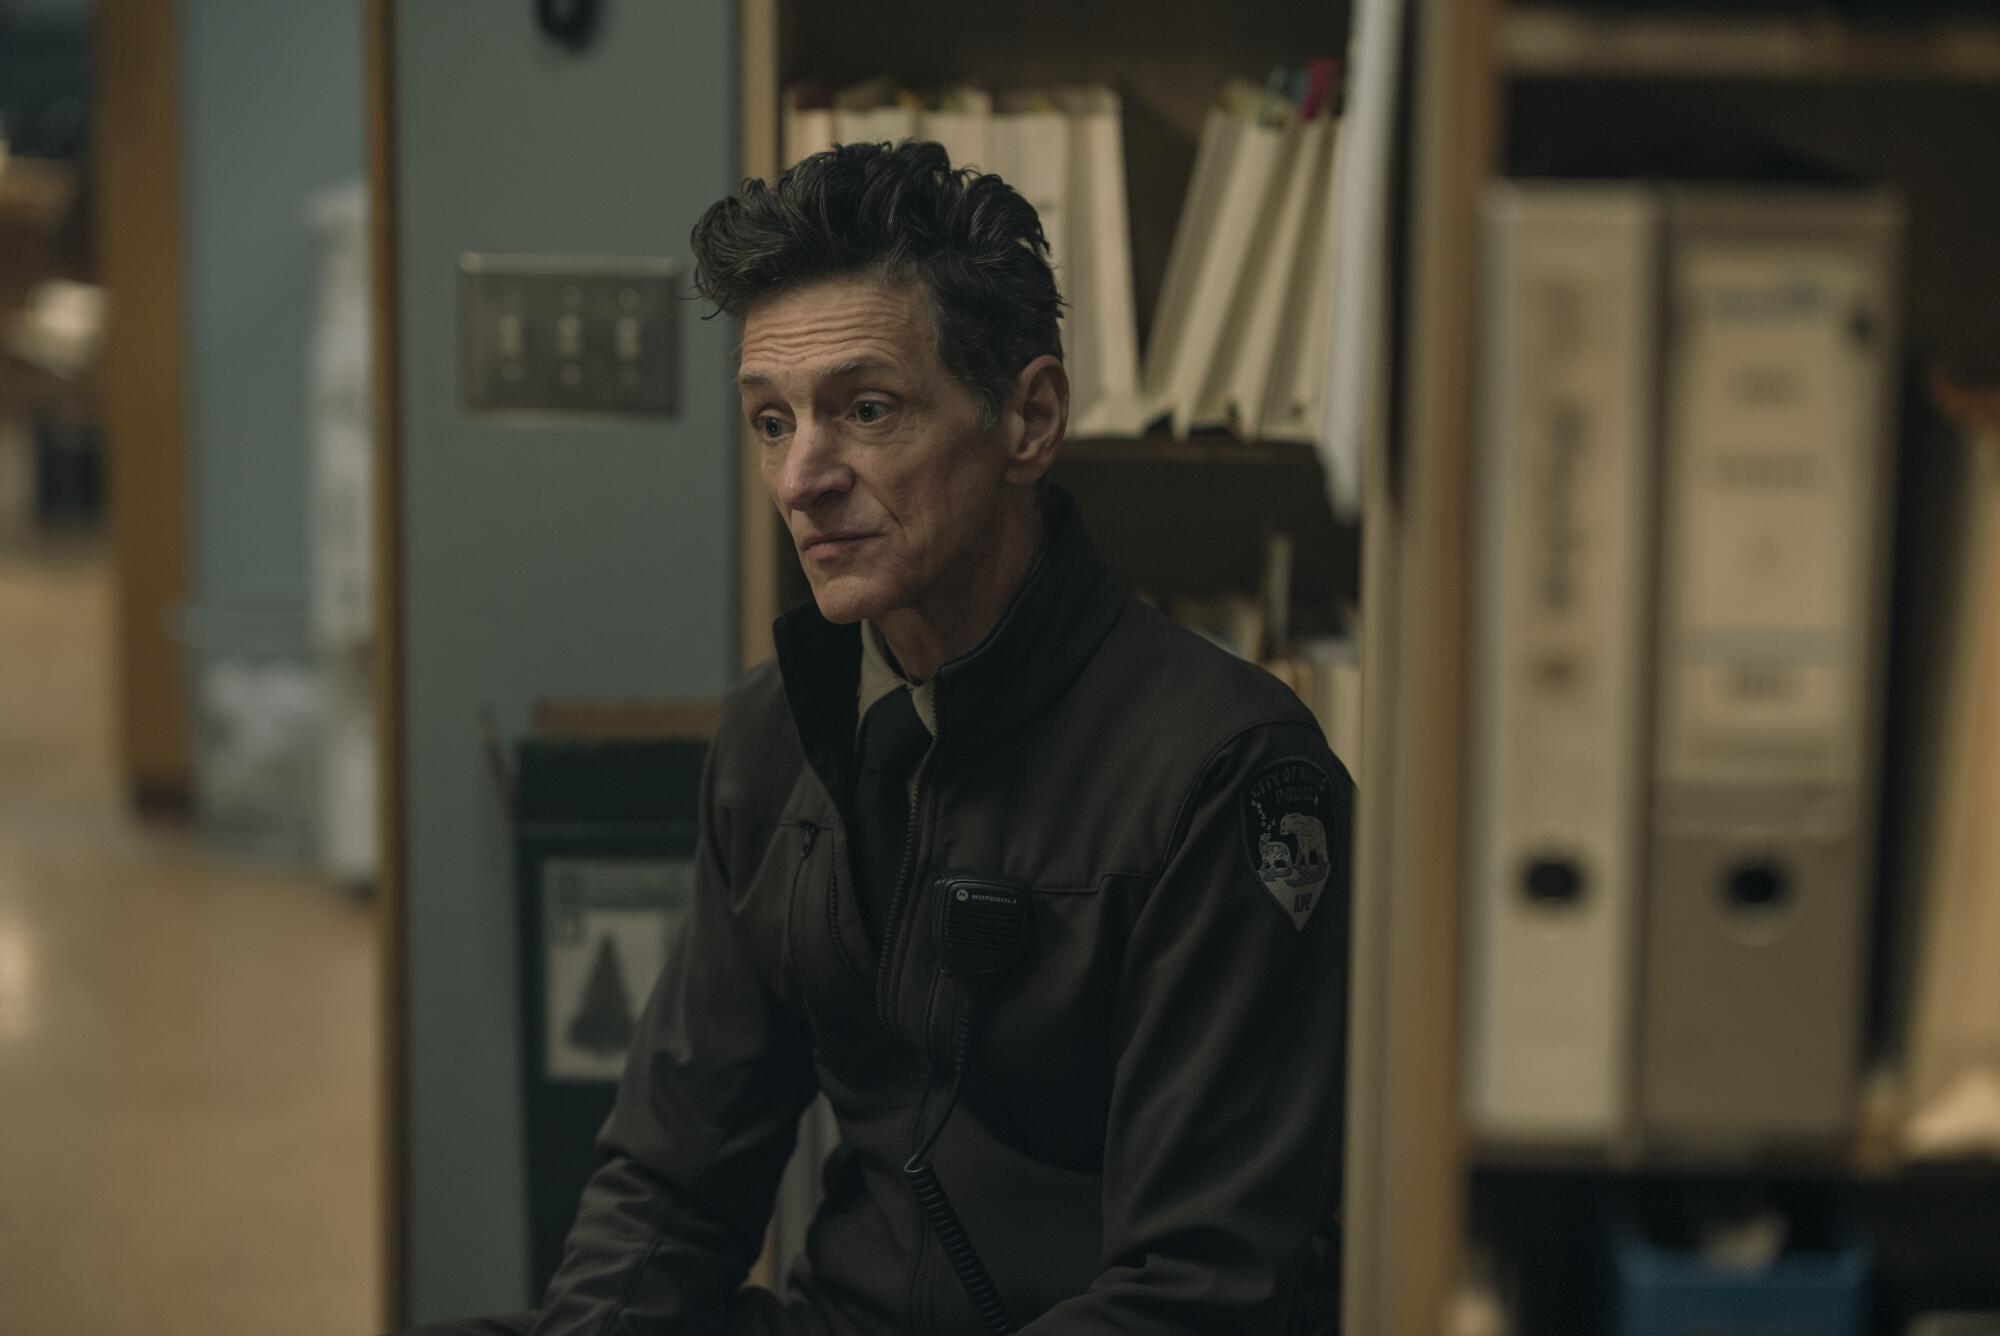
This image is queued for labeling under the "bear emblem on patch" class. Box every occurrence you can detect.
[1242,758,1336,930]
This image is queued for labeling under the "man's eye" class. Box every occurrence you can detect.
[854,400,890,425]
[757,415,787,439]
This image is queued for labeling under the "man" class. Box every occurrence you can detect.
[414,140,1350,1336]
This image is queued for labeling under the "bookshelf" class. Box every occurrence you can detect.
[733,0,1357,668]
[1501,6,2000,83]
[1369,1,2000,1331]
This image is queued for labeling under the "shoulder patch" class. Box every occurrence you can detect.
[1242,757,1337,930]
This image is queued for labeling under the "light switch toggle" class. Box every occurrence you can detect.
[459,254,680,417]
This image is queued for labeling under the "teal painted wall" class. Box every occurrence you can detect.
[392,0,738,1318]
[181,0,363,614]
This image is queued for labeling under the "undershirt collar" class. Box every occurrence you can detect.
[857,620,938,740]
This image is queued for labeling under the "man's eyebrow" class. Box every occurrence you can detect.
[737,357,895,391]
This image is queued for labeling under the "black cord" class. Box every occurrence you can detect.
[904,1004,1016,1336]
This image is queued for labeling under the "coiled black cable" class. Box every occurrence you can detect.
[904,1004,1016,1336]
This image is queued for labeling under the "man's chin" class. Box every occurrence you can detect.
[806,574,892,627]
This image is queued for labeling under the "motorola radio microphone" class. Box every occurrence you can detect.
[905,875,1034,1336]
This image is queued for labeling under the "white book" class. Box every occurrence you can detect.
[1193,114,1322,440]
[836,104,916,148]
[1318,0,1406,519]
[1143,105,1238,428]
[991,100,1073,367]
[833,78,916,148]
[1640,191,1903,1144]
[1464,184,1659,1145]
[917,86,993,172]
[782,84,835,167]
[1142,85,1291,438]
[1059,86,1146,438]
[1258,117,1344,444]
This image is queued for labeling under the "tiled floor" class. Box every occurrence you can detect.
[0,537,380,1334]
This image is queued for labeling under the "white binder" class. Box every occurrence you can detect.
[1058,87,1145,438]
[1464,184,1660,1145]
[1640,191,1903,1144]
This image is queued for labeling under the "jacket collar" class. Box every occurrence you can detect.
[772,484,1126,800]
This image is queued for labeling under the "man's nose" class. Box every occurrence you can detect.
[774,416,851,515]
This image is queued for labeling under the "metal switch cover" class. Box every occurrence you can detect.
[459,254,681,418]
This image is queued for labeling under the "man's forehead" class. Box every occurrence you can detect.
[737,275,933,386]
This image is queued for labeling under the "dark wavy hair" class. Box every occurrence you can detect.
[690,140,1063,423]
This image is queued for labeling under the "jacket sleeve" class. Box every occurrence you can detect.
[532,742,820,1336]
[1022,719,1352,1335]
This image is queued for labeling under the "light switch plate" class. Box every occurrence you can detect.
[459,254,681,418]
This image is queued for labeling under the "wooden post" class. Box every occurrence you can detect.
[1363,0,1502,1329]
[93,0,195,813]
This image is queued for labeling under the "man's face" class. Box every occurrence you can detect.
[738,275,1010,626]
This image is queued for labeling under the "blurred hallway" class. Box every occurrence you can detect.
[0,538,378,1334]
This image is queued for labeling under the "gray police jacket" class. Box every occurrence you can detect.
[533,490,1352,1335]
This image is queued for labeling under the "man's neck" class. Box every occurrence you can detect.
[875,493,1045,683]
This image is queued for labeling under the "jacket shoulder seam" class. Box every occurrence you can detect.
[1157,716,1331,879]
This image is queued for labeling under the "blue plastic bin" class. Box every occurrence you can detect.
[1613,1211,1870,1336]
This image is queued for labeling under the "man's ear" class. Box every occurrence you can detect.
[1001,354,1067,487]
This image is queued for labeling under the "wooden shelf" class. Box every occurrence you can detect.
[1502,6,2000,82]
[1062,432,1323,467]
[1469,1139,1910,1184]
[1053,435,1355,607]
[1471,1158,2000,1332]
[1474,1147,2000,1183]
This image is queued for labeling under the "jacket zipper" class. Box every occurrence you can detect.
[820,814,868,996]
[858,705,942,1336]
[873,743,935,1032]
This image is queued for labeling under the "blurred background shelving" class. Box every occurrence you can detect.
[1500,5,2000,82]
[1365,1,2000,1332]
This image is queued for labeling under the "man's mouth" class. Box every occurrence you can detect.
[803,531,875,559]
